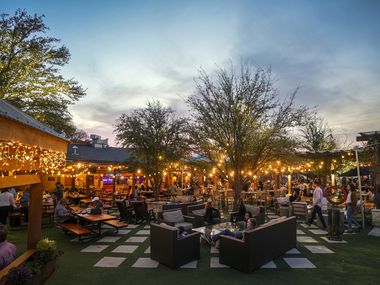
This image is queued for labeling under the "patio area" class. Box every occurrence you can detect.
[8,213,379,285]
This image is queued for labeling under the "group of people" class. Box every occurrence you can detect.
[201,198,257,247]
[305,180,362,232]
[0,187,30,226]
[54,196,104,224]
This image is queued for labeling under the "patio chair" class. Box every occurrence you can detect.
[115,200,135,224]
[132,201,156,223]
[150,223,200,269]
[157,209,195,231]
[290,201,310,222]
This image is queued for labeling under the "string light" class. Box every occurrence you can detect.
[0,140,66,176]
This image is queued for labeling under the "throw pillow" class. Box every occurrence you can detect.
[162,210,184,223]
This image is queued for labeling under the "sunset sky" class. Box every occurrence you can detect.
[2,0,380,146]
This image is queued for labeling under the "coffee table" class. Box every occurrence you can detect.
[192,222,244,244]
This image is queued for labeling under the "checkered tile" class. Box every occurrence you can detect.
[94,257,126,268]
[297,236,318,243]
[309,229,327,235]
[136,230,150,235]
[81,245,109,253]
[97,236,121,243]
[125,236,148,243]
[117,229,132,235]
[210,257,229,268]
[320,237,347,244]
[305,245,334,254]
[112,245,139,253]
[284,258,316,268]
[180,260,198,268]
[261,261,277,268]
[132,258,159,268]
[286,248,301,254]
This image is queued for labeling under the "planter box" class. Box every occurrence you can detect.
[372,209,380,227]
[19,259,56,285]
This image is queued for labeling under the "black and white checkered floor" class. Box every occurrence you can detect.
[75,212,347,270]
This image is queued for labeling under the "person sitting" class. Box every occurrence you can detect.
[204,198,220,225]
[289,191,299,202]
[54,199,77,223]
[178,226,188,238]
[90,197,103,215]
[211,218,257,247]
[0,224,17,270]
[230,198,246,222]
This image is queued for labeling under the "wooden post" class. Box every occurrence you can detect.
[27,176,43,249]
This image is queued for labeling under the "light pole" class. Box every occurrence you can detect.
[355,149,365,228]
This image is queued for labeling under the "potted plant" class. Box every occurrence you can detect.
[1,238,61,285]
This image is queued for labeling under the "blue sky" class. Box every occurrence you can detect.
[2,0,380,145]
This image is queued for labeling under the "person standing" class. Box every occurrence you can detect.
[0,225,16,269]
[54,182,63,204]
[8,188,16,199]
[19,189,30,223]
[307,180,327,229]
[204,198,220,225]
[346,184,361,233]
[0,189,16,225]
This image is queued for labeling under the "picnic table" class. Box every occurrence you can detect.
[74,213,116,236]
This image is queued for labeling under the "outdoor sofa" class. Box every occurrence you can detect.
[150,222,201,269]
[219,216,297,272]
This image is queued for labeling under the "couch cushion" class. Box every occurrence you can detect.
[192,209,206,216]
[162,210,184,223]
[245,205,260,216]
[159,223,178,231]
[174,222,193,231]
[277,196,289,205]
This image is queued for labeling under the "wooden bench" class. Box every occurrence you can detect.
[56,222,91,241]
[103,220,128,233]
[0,249,36,281]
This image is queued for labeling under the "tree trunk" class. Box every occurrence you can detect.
[153,176,160,201]
[233,168,243,211]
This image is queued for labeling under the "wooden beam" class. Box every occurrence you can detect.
[0,117,68,152]
[0,174,41,188]
[27,181,43,249]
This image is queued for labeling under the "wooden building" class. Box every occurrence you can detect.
[0,99,69,249]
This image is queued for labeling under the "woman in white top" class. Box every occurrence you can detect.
[0,189,16,225]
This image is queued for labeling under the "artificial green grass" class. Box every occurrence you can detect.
[7,220,380,285]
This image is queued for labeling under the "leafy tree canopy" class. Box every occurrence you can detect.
[114,100,192,198]
[188,62,308,198]
[301,116,337,152]
[0,9,86,136]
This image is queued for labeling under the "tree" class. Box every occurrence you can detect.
[301,116,337,152]
[66,128,89,143]
[114,101,192,200]
[0,9,86,135]
[187,63,308,204]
